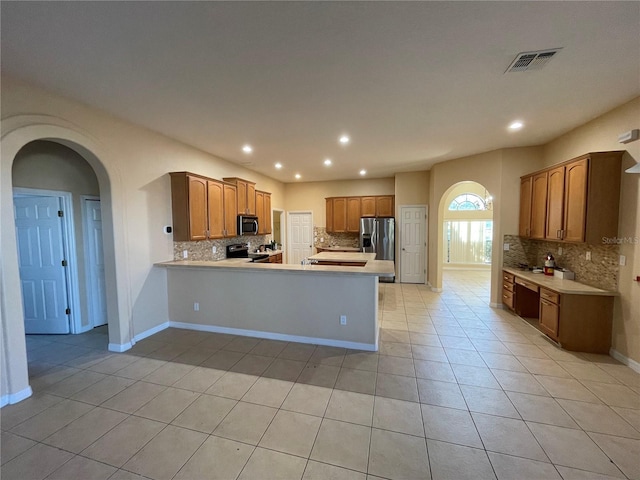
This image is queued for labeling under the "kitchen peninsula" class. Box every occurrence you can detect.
[156,253,394,351]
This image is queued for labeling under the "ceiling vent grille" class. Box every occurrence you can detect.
[505,48,562,73]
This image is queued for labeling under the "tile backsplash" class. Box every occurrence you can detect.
[174,235,272,261]
[314,226,359,249]
[503,234,619,291]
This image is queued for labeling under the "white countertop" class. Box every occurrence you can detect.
[503,267,617,296]
[157,252,394,277]
[309,252,375,262]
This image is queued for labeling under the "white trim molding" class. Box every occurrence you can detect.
[134,322,170,343]
[1,386,33,408]
[108,342,132,353]
[170,321,377,352]
[610,348,640,374]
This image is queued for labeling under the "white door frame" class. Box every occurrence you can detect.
[398,204,428,284]
[13,187,83,334]
[272,208,285,262]
[81,195,107,329]
[287,210,314,264]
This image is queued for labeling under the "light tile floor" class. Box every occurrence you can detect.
[2,270,639,479]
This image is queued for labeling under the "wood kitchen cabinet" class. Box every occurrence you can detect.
[518,177,532,237]
[326,195,396,232]
[268,253,282,264]
[520,173,547,239]
[347,197,361,232]
[545,165,565,241]
[539,288,560,340]
[361,197,376,217]
[170,172,236,241]
[331,197,347,232]
[504,268,615,353]
[376,196,395,217]
[519,151,622,244]
[256,190,272,235]
[502,271,515,311]
[223,177,256,215]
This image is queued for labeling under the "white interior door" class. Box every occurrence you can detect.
[84,198,108,327]
[14,195,70,333]
[400,206,427,284]
[288,212,313,264]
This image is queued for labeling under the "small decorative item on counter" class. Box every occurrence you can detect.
[544,253,555,276]
[554,268,575,280]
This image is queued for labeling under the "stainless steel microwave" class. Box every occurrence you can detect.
[238,215,259,236]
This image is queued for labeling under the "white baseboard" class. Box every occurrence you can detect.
[430,287,443,292]
[609,348,640,374]
[134,322,170,342]
[0,386,33,408]
[170,321,377,351]
[489,302,504,308]
[108,342,132,353]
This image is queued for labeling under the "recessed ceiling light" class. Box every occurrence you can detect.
[339,135,350,145]
[275,162,282,169]
[242,144,253,153]
[359,169,367,176]
[324,158,332,166]
[295,173,301,180]
[508,121,524,131]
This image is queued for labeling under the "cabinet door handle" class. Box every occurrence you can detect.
[503,294,509,298]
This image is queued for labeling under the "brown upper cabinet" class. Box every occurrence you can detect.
[376,196,395,217]
[518,177,532,237]
[329,197,348,233]
[361,195,395,217]
[326,195,395,232]
[170,172,237,241]
[223,177,256,215]
[347,197,361,232]
[361,197,376,217]
[256,190,272,235]
[519,151,623,244]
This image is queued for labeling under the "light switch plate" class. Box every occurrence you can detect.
[619,255,626,266]
[586,251,591,261]
[503,243,510,251]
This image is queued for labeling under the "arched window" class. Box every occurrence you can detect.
[448,193,486,211]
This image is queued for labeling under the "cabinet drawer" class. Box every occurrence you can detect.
[502,289,514,310]
[515,277,539,293]
[503,282,514,293]
[540,288,560,304]
[503,271,515,283]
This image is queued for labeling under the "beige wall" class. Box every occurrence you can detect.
[13,140,101,330]
[284,178,395,227]
[394,171,430,208]
[542,96,640,365]
[0,75,286,402]
[427,147,544,302]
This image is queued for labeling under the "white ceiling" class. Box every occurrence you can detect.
[2,2,639,183]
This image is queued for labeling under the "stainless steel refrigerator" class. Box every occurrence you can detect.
[360,217,395,282]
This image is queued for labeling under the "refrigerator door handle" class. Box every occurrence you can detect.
[371,221,377,255]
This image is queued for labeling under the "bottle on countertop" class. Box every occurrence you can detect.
[544,253,555,276]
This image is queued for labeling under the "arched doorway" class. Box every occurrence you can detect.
[435,181,498,303]
[1,116,129,405]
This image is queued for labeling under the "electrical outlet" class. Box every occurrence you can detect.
[558,247,563,255]
[619,255,626,266]
[212,246,217,254]
[586,251,591,261]
[183,250,188,259]
[503,243,510,251]
[193,302,199,311]
[340,315,347,326]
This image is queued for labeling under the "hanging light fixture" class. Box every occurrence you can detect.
[484,189,494,210]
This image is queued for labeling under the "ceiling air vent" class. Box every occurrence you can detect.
[505,48,562,73]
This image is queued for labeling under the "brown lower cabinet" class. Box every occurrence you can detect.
[268,253,282,264]
[503,270,614,353]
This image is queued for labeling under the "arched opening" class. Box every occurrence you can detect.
[436,181,495,303]
[1,117,128,404]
